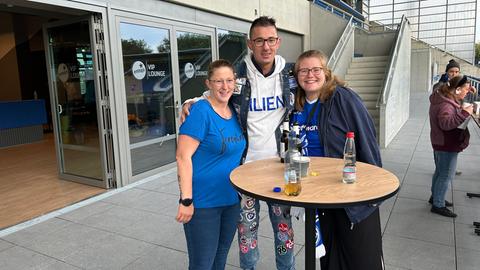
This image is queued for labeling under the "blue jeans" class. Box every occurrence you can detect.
[184,203,240,270]
[237,194,295,270]
[431,151,458,208]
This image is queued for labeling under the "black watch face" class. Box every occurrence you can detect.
[181,198,193,206]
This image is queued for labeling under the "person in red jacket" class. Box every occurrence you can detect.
[429,75,473,217]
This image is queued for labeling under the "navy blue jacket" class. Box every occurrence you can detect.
[318,86,383,223]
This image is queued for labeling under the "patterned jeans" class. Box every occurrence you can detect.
[237,194,295,270]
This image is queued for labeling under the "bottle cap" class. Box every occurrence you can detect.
[346,131,354,138]
[273,187,281,193]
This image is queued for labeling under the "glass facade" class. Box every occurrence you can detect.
[119,22,176,175]
[368,0,477,62]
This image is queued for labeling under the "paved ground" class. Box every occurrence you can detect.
[1,91,480,269]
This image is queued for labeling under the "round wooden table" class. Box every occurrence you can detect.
[230,157,400,270]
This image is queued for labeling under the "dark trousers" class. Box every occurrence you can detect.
[319,208,384,270]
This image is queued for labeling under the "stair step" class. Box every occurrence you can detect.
[363,100,377,109]
[351,86,381,94]
[349,61,388,68]
[347,66,386,74]
[352,56,389,63]
[356,93,379,101]
[347,79,383,87]
[345,73,384,81]
[368,109,379,118]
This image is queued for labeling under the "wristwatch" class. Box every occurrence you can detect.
[179,198,193,206]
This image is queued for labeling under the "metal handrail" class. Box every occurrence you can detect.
[376,15,409,107]
[327,17,354,70]
[313,0,369,30]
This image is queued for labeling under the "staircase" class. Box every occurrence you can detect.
[344,56,389,134]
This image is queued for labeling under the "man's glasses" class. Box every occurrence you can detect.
[297,67,323,76]
[251,37,279,47]
[209,79,235,87]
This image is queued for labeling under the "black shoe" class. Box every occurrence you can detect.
[431,206,457,218]
[429,196,453,207]
[455,171,462,176]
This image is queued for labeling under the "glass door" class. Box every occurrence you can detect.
[118,21,178,176]
[175,28,216,103]
[44,16,113,188]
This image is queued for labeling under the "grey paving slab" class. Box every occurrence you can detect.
[0,239,13,253]
[59,201,114,222]
[454,222,480,252]
[403,169,435,187]
[453,190,480,208]
[2,218,72,247]
[451,202,480,225]
[383,234,456,270]
[379,196,396,233]
[453,178,480,193]
[381,161,409,177]
[456,247,480,270]
[135,174,179,194]
[398,183,431,202]
[76,204,188,252]
[101,187,154,206]
[122,245,188,270]
[384,212,454,246]
[392,197,453,222]
[0,245,80,270]
[62,232,156,270]
[380,149,414,165]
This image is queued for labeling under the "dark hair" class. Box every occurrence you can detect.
[445,59,460,72]
[207,59,235,79]
[293,50,345,110]
[249,16,277,39]
[439,74,469,99]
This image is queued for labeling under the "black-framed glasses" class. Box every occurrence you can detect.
[252,37,279,47]
[209,79,235,87]
[297,67,323,76]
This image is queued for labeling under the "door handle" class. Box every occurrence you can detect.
[57,104,63,114]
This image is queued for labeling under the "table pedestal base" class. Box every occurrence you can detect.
[305,208,316,270]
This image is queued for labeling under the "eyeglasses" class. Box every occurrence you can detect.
[251,37,279,47]
[209,79,235,87]
[297,67,323,76]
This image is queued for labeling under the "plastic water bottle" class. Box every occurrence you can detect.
[342,131,356,184]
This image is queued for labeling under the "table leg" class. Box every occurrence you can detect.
[305,208,316,270]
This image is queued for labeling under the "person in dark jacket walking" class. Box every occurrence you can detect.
[291,50,383,270]
[429,75,473,218]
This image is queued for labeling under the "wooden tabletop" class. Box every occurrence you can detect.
[230,157,400,208]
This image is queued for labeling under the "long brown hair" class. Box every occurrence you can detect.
[293,50,345,111]
[438,75,469,101]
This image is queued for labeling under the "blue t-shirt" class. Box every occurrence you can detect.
[291,99,324,157]
[179,100,245,208]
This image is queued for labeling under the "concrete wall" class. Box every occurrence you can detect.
[0,12,22,101]
[380,21,411,148]
[411,39,480,91]
[411,46,431,92]
[354,29,396,57]
[309,4,347,56]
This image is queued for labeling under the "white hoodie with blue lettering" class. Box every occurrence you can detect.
[244,54,286,163]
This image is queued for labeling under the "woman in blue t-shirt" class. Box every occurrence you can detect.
[291,50,383,270]
[176,59,245,270]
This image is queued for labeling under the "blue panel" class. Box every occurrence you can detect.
[0,100,48,129]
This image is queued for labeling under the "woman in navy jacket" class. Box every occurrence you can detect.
[291,50,383,270]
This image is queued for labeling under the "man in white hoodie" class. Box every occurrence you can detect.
[182,16,296,270]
